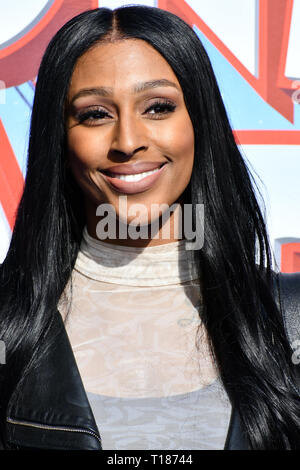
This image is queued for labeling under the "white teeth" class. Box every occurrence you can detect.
[109,167,162,182]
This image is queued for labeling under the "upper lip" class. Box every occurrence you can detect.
[100,161,166,175]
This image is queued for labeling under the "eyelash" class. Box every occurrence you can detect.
[76,99,176,125]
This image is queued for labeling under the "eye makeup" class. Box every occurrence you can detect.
[74,98,177,126]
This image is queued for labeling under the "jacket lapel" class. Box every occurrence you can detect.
[223,406,250,450]
[5,309,102,450]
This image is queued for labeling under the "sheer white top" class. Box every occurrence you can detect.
[58,226,231,449]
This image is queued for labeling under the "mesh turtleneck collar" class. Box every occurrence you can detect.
[74,226,200,286]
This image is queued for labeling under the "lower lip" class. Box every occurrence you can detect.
[99,163,168,194]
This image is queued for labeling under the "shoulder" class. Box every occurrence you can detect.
[273,271,300,347]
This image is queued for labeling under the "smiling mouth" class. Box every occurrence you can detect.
[98,162,168,195]
[101,163,166,182]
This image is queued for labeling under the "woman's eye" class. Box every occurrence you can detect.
[145,100,176,117]
[76,108,111,125]
[75,100,176,126]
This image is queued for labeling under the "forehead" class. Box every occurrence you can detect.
[68,39,181,93]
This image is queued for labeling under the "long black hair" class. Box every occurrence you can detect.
[0,6,299,449]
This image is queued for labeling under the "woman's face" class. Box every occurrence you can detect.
[66,39,194,238]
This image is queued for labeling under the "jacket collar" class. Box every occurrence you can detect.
[5,309,249,450]
[224,406,249,450]
[5,310,102,450]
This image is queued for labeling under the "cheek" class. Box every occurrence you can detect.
[67,128,105,170]
[66,132,108,206]
[164,123,194,175]
[178,122,194,181]
[156,117,194,164]
[179,125,194,163]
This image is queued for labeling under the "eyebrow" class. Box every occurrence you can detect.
[70,79,180,104]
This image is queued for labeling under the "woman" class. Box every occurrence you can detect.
[0,5,299,450]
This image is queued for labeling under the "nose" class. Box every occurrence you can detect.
[110,111,148,157]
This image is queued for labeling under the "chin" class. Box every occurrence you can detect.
[117,213,153,227]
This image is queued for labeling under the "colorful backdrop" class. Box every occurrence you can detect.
[0,0,299,271]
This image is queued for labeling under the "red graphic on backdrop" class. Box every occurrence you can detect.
[0,0,98,230]
[0,0,98,87]
[281,243,300,272]
[275,239,300,273]
[0,120,24,230]
[158,0,300,144]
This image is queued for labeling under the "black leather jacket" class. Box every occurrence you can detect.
[1,272,299,450]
